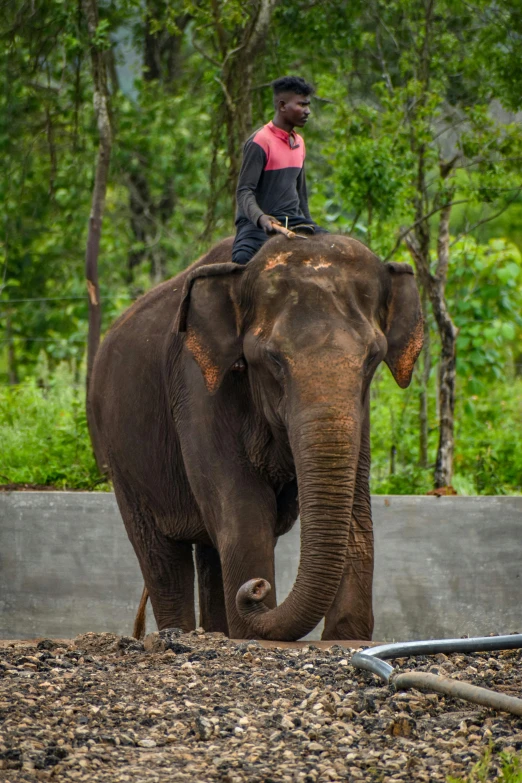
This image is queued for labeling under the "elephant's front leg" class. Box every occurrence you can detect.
[216,492,278,639]
[322,509,374,640]
[182,441,278,637]
[177,379,278,638]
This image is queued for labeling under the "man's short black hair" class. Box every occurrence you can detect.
[271,76,314,97]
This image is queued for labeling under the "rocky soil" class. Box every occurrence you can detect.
[1,630,522,782]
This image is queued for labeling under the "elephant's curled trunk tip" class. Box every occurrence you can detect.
[236,578,271,619]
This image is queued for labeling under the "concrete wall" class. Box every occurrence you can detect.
[1,492,520,641]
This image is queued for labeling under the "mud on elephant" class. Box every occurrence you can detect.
[89,234,423,641]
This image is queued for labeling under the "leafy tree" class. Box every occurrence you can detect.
[449,238,522,390]
[300,0,522,488]
[1,0,522,497]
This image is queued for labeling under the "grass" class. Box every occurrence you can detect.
[1,357,521,494]
[0,358,108,490]
[448,747,522,782]
[369,367,522,495]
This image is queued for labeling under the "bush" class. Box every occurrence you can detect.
[370,366,522,496]
[449,747,522,783]
[0,358,108,490]
[1,358,520,495]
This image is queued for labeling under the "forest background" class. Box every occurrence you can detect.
[1,0,521,495]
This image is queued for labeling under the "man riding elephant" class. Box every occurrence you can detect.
[88,231,423,642]
[232,75,327,265]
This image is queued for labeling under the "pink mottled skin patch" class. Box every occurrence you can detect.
[303,257,332,270]
[394,316,424,388]
[185,329,220,393]
[264,252,292,271]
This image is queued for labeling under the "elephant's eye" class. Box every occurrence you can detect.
[267,350,285,377]
[267,350,283,368]
[367,345,381,365]
[232,358,247,373]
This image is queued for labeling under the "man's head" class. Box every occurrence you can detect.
[272,76,314,130]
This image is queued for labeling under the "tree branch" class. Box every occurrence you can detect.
[449,187,522,247]
[191,38,222,69]
[210,0,228,59]
[243,0,279,59]
[403,232,432,288]
[384,199,470,261]
[436,203,452,285]
[215,76,236,118]
[348,210,361,235]
[82,0,112,398]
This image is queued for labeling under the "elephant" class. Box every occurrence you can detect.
[88,233,423,641]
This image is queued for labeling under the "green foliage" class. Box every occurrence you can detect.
[0,0,216,379]
[0,358,107,489]
[333,126,411,225]
[1,356,519,494]
[297,0,522,257]
[1,0,522,494]
[448,239,522,390]
[448,746,522,783]
[370,367,522,496]
[92,19,112,50]
[370,232,522,495]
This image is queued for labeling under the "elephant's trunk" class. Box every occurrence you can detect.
[236,401,360,641]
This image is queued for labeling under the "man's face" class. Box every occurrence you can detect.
[277,92,311,128]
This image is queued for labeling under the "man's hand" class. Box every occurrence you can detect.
[258,215,282,235]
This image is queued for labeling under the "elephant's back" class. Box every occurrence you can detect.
[101,237,234,349]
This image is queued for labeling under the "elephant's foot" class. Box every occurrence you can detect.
[322,613,373,642]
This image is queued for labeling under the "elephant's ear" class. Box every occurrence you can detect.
[384,262,424,389]
[174,263,245,394]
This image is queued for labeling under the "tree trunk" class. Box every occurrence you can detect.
[127,4,190,281]
[434,307,457,487]
[390,444,396,476]
[403,3,458,489]
[432,203,458,488]
[405,137,459,489]
[419,288,431,468]
[203,0,279,236]
[83,0,112,465]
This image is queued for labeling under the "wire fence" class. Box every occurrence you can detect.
[0,292,135,344]
[1,294,521,375]
[0,293,133,305]
[0,337,87,343]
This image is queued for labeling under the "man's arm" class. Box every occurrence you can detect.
[296,164,313,223]
[236,140,267,227]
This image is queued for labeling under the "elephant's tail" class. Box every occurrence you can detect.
[133,584,149,640]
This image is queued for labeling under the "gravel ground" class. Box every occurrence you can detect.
[1,630,521,782]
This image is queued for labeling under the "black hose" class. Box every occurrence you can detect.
[352,633,522,718]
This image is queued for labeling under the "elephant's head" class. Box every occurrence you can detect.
[173,235,423,640]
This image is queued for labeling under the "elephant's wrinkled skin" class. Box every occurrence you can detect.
[89,234,423,641]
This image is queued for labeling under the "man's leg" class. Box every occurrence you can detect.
[232,223,268,265]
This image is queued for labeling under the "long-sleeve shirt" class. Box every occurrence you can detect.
[235,121,313,228]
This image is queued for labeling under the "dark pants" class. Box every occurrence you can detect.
[232,219,328,265]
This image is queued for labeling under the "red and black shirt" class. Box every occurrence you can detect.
[235,121,312,228]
